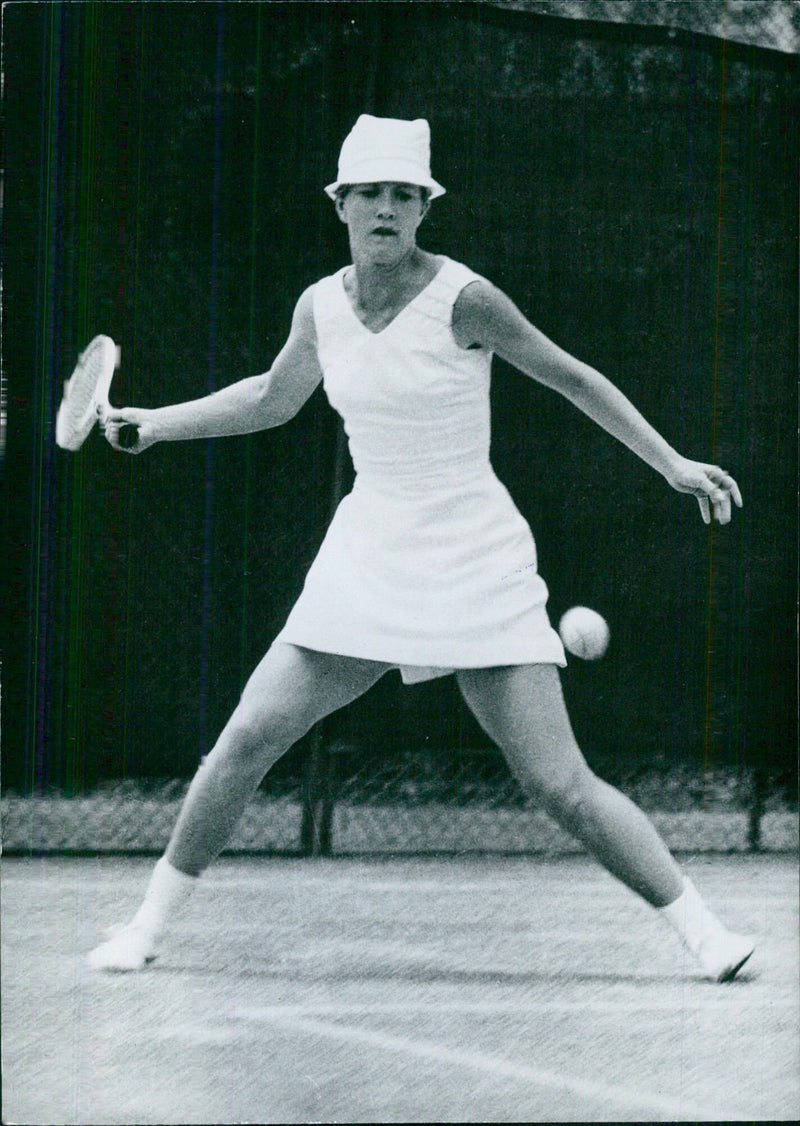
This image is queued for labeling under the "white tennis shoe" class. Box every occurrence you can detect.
[693,928,755,982]
[87,922,158,972]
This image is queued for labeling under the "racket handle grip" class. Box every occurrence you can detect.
[118,423,139,449]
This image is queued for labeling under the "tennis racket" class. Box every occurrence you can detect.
[56,335,138,450]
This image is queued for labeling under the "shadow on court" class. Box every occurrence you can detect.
[2,854,797,1123]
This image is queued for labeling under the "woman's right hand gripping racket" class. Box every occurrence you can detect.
[56,335,140,452]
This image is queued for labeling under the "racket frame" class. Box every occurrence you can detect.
[56,335,120,451]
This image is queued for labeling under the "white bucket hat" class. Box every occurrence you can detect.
[324,115,446,200]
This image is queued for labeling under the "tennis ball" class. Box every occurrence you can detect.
[558,606,610,661]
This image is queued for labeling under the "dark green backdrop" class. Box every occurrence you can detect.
[5,2,797,793]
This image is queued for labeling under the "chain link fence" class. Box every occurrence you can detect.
[3,743,796,857]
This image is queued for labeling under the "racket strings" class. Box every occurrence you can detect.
[57,336,118,450]
[67,348,106,417]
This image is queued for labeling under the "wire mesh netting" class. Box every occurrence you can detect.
[0,790,303,856]
[3,747,796,857]
[491,0,800,54]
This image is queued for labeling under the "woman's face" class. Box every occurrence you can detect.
[336,182,429,264]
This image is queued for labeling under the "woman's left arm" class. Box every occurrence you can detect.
[453,281,743,525]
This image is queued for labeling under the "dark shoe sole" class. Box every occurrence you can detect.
[717,948,754,983]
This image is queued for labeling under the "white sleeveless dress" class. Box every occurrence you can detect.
[275,256,566,682]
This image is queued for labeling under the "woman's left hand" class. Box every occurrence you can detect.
[665,457,743,524]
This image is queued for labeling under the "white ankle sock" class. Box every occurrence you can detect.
[659,876,725,953]
[130,857,197,939]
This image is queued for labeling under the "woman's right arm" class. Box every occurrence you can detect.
[104,286,322,452]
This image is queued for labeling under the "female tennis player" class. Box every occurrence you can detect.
[91,115,753,980]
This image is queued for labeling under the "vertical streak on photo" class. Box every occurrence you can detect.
[200,0,226,757]
[703,35,728,782]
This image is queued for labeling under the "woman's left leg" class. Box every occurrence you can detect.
[457,663,755,979]
[456,663,682,905]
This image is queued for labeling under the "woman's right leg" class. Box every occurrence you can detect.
[167,644,391,875]
[88,644,390,970]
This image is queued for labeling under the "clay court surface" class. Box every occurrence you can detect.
[2,853,797,1123]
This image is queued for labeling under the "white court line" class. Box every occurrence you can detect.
[8,868,797,903]
[204,877,613,894]
[310,932,634,953]
[251,1009,749,1121]
[204,879,800,911]
[190,873,800,904]
[240,995,796,1018]
[2,872,612,895]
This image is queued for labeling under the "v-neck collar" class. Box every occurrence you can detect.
[339,257,449,337]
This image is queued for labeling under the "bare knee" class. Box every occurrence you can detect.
[536,764,600,830]
[210,699,312,775]
[501,727,598,828]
